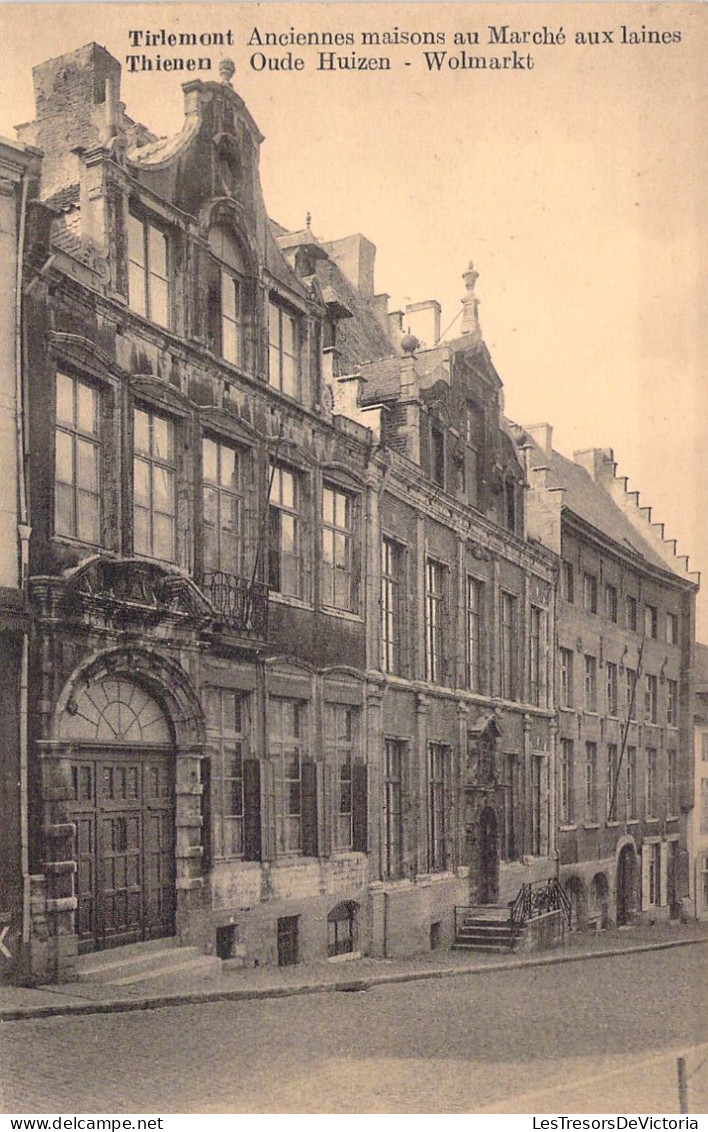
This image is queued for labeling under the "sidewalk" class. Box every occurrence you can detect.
[2,919,706,1022]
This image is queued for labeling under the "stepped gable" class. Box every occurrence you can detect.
[523,429,698,583]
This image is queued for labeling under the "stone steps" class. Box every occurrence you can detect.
[76,938,221,986]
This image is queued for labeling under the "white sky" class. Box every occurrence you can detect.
[1,1,705,634]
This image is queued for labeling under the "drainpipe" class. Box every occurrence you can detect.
[15,164,32,944]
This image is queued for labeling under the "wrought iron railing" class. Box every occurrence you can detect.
[510,877,572,942]
[203,571,269,635]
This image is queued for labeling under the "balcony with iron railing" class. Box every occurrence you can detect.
[202,570,269,636]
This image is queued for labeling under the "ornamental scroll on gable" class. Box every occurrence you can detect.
[466,712,503,790]
[62,557,215,627]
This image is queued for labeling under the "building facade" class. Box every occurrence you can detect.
[691,642,708,919]
[521,427,698,929]
[5,43,699,983]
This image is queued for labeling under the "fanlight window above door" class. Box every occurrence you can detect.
[60,677,171,743]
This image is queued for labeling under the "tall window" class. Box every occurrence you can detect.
[644,604,658,639]
[626,594,638,631]
[625,667,638,720]
[384,740,405,879]
[529,606,544,707]
[667,679,678,726]
[606,744,619,821]
[466,577,484,692]
[645,674,658,724]
[428,744,450,872]
[667,750,678,816]
[326,704,358,849]
[127,212,169,327]
[205,688,248,857]
[202,437,240,572]
[209,226,245,366]
[605,584,618,623]
[647,842,661,905]
[585,741,598,822]
[503,753,520,860]
[268,301,298,397]
[500,592,517,700]
[133,407,175,561]
[646,748,657,818]
[269,699,305,854]
[626,747,637,820]
[425,560,446,684]
[559,648,574,708]
[606,662,618,716]
[584,654,597,712]
[560,739,574,825]
[322,485,356,611]
[666,612,679,645]
[268,465,302,598]
[54,372,100,544]
[431,425,445,487]
[561,561,574,604]
[381,538,404,675]
[531,755,546,855]
[583,572,598,614]
[701,779,708,835]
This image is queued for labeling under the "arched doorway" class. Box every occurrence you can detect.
[617,843,637,926]
[62,676,176,952]
[590,872,610,929]
[479,807,499,904]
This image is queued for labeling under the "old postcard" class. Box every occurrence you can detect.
[0,0,705,1118]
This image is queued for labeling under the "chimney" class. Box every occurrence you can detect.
[525,423,554,460]
[21,43,122,200]
[371,292,390,335]
[460,260,482,342]
[405,300,441,348]
[323,233,376,298]
[573,448,616,484]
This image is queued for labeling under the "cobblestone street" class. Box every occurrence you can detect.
[2,946,706,1114]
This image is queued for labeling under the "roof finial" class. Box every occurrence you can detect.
[219,58,235,86]
[461,259,481,342]
[306,211,312,230]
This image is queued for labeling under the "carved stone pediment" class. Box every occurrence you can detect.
[465,713,502,790]
[62,557,215,627]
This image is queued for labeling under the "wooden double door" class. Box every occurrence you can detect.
[68,746,176,952]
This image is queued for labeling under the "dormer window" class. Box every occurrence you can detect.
[209,226,246,367]
[127,212,170,328]
[268,300,298,397]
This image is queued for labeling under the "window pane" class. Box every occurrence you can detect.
[77,491,100,544]
[55,430,73,483]
[281,353,296,398]
[128,262,146,317]
[56,374,74,426]
[323,488,334,525]
[281,513,296,554]
[222,318,238,365]
[153,466,174,514]
[148,224,168,275]
[76,383,97,435]
[220,445,236,489]
[269,344,280,386]
[269,302,280,346]
[150,276,169,329]
[322,528,334,565]
[203,484,218,528]
[152,415,172,461]
[55,482,73,536]
[280,469,294,510]
[133,505,150,555]
[153,512,174,561]
[202,438,218,483]
[77,438,98,492]
[127,214,145,267]
[134,410,150,456]
[335,491,348,528]
[334,532,348,567]
[133,457,150,506]
[221,272,237,320]
[282,313,295,355]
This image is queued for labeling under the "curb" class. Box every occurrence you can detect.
[1,934,706,1023]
